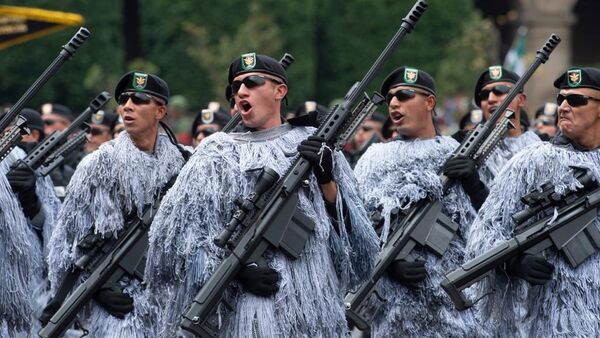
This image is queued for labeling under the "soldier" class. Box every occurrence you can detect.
[0,140,59,336]
[191,101,231,147]
[16,108,46,151]
[353,67,480,337]
[85,109,120,153]
[144,52,379,337]
[40,103,81,194]
[344,111,386,168]
[466,67,600,336]
[40,103,73,135]
[2,107,61,257]
[471,65,541,186]
[533,102,558,141]
[43,71,189,337]
[451,108,484,143]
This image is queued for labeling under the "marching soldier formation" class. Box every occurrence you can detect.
[1,3,599,337]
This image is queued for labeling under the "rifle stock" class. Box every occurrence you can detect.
[181,2,429,336]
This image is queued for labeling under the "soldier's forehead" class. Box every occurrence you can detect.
[559,87,600,96]
[481,81,514,90]
[232,71,277,82]
[389,85,419,93]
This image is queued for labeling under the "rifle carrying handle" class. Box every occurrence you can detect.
[61,27,91,57]
[279,53,295,70]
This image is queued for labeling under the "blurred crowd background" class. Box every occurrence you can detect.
[0,0,598,146]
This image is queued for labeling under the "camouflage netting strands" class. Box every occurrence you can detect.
[353,136,480,338]
[144,123,379,338]
[47,133,185,337]
[0,148,44,337]
[466,141,600,337]
[478,131,541,187]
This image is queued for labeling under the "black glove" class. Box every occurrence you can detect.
[40,298,61,326]
[297,136,333,184]
[387,259,427,288]
[508,254,554,285]
[6,163,41,218]
[442,156,480,184]
[442,156,488,210]
[7,162,37,192]
[236,264,280,297]
[93,286,134,318]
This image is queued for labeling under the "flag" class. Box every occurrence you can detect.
[504,26,527,76]
[0,6,83,50]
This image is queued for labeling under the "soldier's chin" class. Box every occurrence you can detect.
[241,115,258,128]
[557,121,574,135]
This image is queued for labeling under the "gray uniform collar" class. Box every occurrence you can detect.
[229,122,293,142]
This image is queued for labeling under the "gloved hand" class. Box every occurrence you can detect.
[40,298,61,326]
[236,264,280,297]
[6,163,41,218]
[387,259,427,288]
[442,156,488,210]
[93,286,134,318]
[297,136,333,184]
[7,162,36,192]
[508,254,554,285]
[442,156,479,183]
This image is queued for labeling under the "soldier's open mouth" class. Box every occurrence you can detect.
[390,111,404,123]
[240,101,252,112]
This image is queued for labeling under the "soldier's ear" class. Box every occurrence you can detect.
[425,95,436,112]
[517,92,527,108]
[155,105,167,120]
[274,84,288,101]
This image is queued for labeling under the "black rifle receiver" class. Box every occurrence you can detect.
[0,115,30,162]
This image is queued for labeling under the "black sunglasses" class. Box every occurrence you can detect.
[231,75,282,95]
[117,92,164,106]
[43,119,58,126]
[556,93,600,107]
[385,89,429,105]
[478,85,512,102]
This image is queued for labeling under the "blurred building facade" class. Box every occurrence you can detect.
[476,0,600,112]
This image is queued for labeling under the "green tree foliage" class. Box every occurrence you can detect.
[0,0,122,112]
[436,13,498,98]
[314,0,486,105]
[0,0,489,119]
[183,0,283,107]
